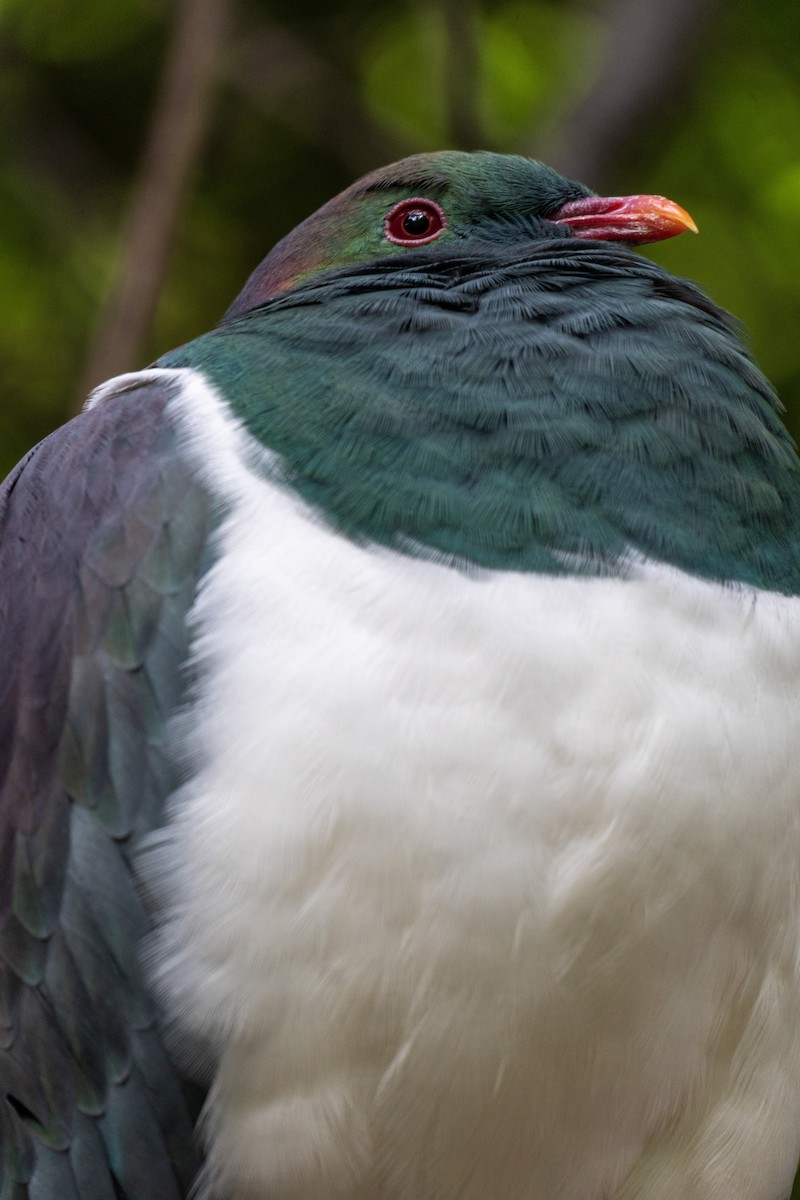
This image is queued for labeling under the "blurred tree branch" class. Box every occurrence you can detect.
[441,0,483,149]
[77,0,230,405]
[542,0,722,186]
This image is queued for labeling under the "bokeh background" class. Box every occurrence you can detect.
[1,0,799,477]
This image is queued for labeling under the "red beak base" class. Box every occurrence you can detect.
[551,194,698,245]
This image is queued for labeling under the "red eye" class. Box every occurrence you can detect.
[384,197,447,246]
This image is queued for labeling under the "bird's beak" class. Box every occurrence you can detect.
[551,194,698,244]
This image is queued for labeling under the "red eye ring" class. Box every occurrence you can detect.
[384,197,447,246]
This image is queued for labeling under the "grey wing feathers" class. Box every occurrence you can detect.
[0,377,214,1199]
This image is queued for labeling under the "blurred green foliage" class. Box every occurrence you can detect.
[0,0,799,477]
[362,3,594,147]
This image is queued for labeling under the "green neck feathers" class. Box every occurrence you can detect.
[161,239,800,594]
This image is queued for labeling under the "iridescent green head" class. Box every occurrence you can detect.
[226,151,695,317]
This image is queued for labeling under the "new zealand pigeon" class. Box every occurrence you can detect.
[2,151,800,1200]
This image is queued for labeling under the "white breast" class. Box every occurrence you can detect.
[146,369,800,1200]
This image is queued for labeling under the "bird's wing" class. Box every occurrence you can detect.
[0,374,214,1199]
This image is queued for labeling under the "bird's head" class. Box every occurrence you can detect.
[227,151,697,317]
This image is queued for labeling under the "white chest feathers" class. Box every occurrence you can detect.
[147,371,800,1200]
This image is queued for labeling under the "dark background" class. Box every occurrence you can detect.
[1,0,799,476]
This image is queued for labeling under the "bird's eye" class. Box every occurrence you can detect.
[384,198,447,246]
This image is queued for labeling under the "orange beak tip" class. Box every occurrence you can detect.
[553,194,698,245]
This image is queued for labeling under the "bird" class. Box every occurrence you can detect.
[2,149,800,1200]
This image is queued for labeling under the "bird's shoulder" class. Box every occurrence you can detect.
[0,372,213,1199]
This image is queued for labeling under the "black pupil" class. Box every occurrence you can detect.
[402,210,431,236]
